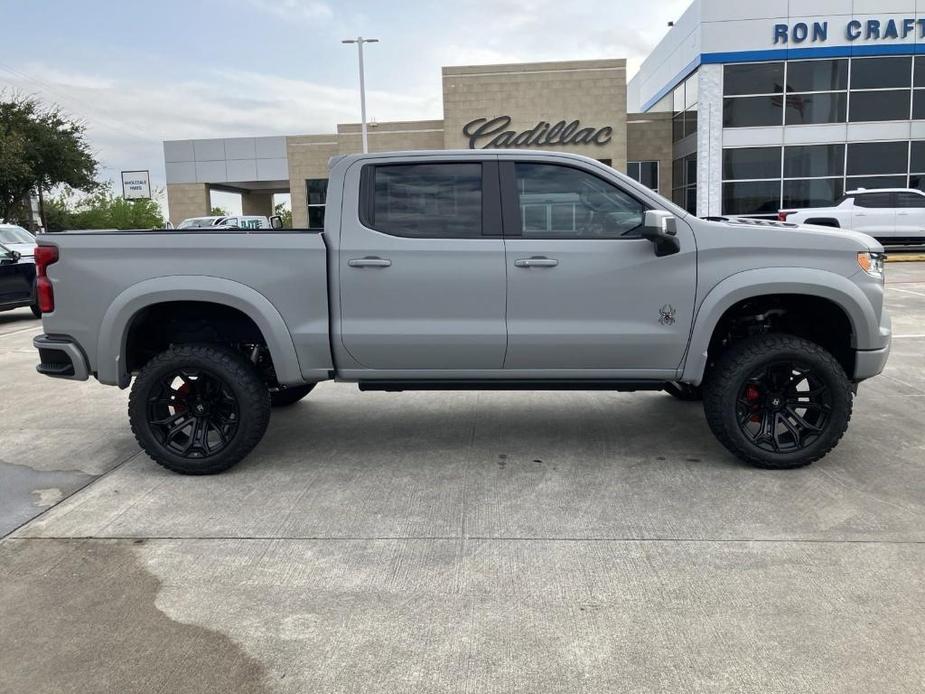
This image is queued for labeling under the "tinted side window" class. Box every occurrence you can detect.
[896,192,925,208]
[853,193,893,209]
[367,163,482,238]
[514,163,646,239]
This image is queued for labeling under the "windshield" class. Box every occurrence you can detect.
[0,226,35,244]
[177,218,216,229]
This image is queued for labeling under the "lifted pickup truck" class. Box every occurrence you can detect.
[33,150,891,474]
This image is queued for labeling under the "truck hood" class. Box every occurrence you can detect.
[718,217,883,253]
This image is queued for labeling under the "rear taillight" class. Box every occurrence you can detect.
[34,245,58,313]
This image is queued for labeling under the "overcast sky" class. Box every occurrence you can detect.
[1,0,688,212]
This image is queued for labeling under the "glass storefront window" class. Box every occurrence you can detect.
[846,175,908,190]
[785,92,847,125]
[915,57,925,87]
[784,144,845,178]
[846,141,908,176]
[627,161,659,191]
[306,178,327,229]
[722,147,781,181]
[684,74,698,108]
[851,56,912,90]
[913,90,925,120]
[782,178,844,208]
[849,90,911,122]
[722,180,781,215]
[786,59,848,93]
[910,141,925,172]
[723,96,783,127]
[724,62,784,96]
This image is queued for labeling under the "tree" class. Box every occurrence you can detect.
[45,183,166,231]
[274,201,292,228]
[210,206,229,216]
[0,93,98,227]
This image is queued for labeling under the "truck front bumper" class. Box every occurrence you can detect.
[33,334,90,381]
[854,343,891,381]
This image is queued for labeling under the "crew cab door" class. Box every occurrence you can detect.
[337,158,507,369]
[500,160,696,375]
[849,191,895,237]
[894,191,925,239]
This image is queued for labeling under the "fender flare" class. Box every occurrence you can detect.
[680,268,879,385]
[96,276,303,387]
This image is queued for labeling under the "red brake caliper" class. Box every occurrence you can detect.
[172,382,190,414]
[745,384,761,422]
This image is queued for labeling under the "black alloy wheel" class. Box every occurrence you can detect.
[735,361,831,454]
[129,344,271,474]
[703,334,852,469]
[147,369,240,458]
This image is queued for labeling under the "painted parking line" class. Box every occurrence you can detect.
[0,325,42,339]
[886,254,925,262]
[889,286,925,298]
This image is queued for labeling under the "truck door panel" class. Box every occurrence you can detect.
[337,159,507,370]
[500,161,697,371]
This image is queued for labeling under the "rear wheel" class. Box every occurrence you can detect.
[703,334,852,469]
[270,383,315,407]
[129,344,271,475]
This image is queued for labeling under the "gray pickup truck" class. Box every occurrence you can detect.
[32,150,891,474]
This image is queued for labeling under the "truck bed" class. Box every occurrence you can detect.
[38,230,332,386]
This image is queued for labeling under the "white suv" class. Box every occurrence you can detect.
[779,188,925,244]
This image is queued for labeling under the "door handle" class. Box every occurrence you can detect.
[348,257,391,268]
[514,257,558,268]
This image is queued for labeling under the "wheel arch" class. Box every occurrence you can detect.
[98,276,303,387]
[681,269,878,385]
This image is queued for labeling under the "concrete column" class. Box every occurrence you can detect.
[166,183,210,226]
[697,64,723,218]
[242,191,274,217]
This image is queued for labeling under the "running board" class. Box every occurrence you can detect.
[358,380,668,392]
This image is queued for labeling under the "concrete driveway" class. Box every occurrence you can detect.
[1,265,923,694]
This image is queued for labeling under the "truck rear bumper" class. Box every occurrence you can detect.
[33,334,90,381]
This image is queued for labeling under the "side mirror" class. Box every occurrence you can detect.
[269,215,284,230]
[640,210,680,257]
[1,250,23,264]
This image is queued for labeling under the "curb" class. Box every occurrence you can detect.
[886,254,925,262]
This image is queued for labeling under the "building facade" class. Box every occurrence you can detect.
[165,59,671,227]
[629,0,925,217]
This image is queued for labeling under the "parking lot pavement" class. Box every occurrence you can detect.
[2,269,924,694]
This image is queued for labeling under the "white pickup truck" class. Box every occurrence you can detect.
[779,188,925,244]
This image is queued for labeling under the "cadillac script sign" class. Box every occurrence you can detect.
[463,116,613,149]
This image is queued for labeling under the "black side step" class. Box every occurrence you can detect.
[358,380,668,392]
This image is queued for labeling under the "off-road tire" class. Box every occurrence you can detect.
[270,383,315,407]
[703,334,852,469]
[664,382,703,401]
[129,344,271,475]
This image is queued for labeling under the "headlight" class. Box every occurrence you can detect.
[857,251,885,278]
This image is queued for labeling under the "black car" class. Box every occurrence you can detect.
[0,242,40,317]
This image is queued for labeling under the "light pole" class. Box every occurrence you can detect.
[342,36,379,153]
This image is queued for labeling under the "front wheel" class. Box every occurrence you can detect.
[129,344,271,475]
[703,334,852,469]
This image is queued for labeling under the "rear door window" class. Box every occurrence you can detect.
[895,192,925,208]
[364,163,483,238]
[853,192,894,208]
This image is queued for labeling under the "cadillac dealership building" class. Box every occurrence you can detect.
[165,0,925,224]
